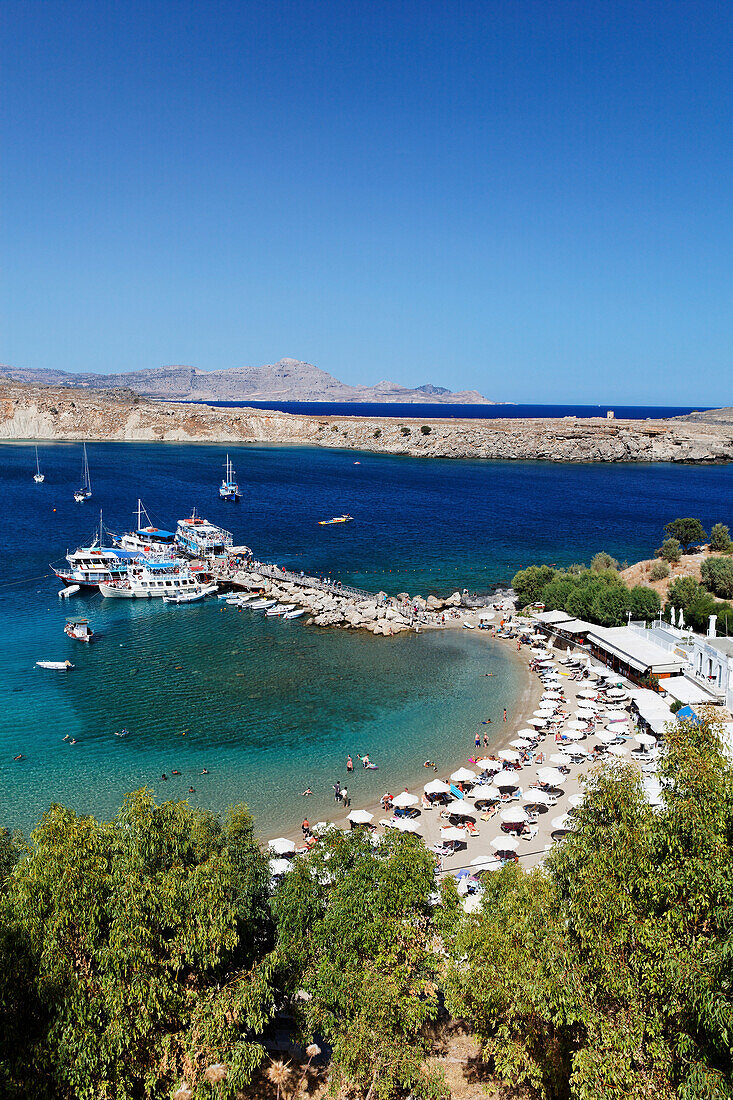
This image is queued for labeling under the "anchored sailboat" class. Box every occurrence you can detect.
[33,446,45,484]
[74,444,92,502]
[219,455,241,501]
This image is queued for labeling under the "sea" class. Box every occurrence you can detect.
[201,400,707,420]
[1,435,730,837]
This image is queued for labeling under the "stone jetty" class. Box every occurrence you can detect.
[217,562,468,635]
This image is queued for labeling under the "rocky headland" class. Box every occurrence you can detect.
[2,379,733,463]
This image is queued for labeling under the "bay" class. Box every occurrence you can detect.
[1,441,731,835]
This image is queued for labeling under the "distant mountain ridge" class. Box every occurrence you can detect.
[0,359,490,404]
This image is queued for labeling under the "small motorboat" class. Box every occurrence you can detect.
[283,608,306,619]
[463,621,476,629]
[318,514,354,526]
[164,589,207,604]
[36,660,74,670]
[266,603,296,617]
[99,580,134,598]
[249,599,276,610]
[59,585,81,599]
[64,618,94,642]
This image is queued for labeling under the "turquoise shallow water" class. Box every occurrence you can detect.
[1,442,731,834]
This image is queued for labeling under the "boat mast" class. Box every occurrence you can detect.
[35,446,40,474]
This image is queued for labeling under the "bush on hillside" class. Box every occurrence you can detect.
[701,556,733,599]
[649,560,670,581]
[590,551,619,572]
[657,537,682,563]
[511,565,557,608]
[710,522,733,553]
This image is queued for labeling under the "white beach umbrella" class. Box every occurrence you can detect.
[446,800,476,818]
[391,791,419,808]
[524,788,555,805]
[527,717,546,727]
[348,809,374,824]
[473,786,501,803]
[576,708,596,719]
[564,719,587,730]
[543,691,563,699]
[561,744,590,757]
[533,709,551,718]
[518,727,540,737]
[551,814,574,832]
[578,689,597,699]
[493,770,521,788]
[474,757,502,772]
[537,766,567,787]
[605,709,629,720]
[441,826,468,842]
[549,753,570,765]
[312,821,336,835]
[510,738,532,748]
[606,743,629,757]
[635,732,657,748]
[450,767,478,783]
[562,729,586,741]
[269,837,296,856]
[498,748,522,763]
[607,688,628,699]
[500,806,528,824]
[470,855,502,870]
[424,779,451,795]
[394,817,423,834]
[490,834,520,851]
[269,858,293,876]
[594,730,618,744]
[568,792,585,808]
[606,724,630,736]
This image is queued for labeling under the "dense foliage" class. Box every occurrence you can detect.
[512,562,661,625]
[663,518,709,553]
[1,718,732,1100]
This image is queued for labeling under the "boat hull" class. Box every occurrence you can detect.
[99,582,134,598]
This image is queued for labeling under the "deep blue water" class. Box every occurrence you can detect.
[198,400,707,420]
[1,442,731,836]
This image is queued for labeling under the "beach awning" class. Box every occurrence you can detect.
[470,855,502,870]
[536,767,566,786]
[636,732,657,747]
[606,743,629,757]
[394,817,423,834]
[498,748,521,763]
[562,729,585,741]
[492,770,521,788]
[446,800,475,817]
[551,814,574,832]
[490,834,520,851]
[568,793,584,808]
[473,785,501,803]
[269,858,293,876]
[524,789,554,805]
[500,806,528,824]
[441,826,468,841]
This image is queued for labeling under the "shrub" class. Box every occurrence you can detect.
[649,560,670,580]
[701,556,733,599]
[666,576,703,612]
[657,538,682,563]
[663,517,708,552]
[400,426,411,436]
[373,428,381,438]
[420,425,431,435]
[591,551,619,572]
[629,585,661,621]
[710,522,733,553]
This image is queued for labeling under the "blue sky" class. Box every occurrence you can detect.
[2,0,732,403]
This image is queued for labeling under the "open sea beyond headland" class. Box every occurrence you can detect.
[1,442,731,836]
[201,400,707,419]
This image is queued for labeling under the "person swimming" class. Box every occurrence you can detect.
[62,734,69,741]
[423,760,438,771]
[201,768,209,774]
[302,787,313,796]
[188,786,195,793]
[13,754,23,761]
[172,769,181,775]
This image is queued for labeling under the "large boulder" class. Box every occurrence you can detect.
[444,591,462,607]
[426,595,443,610]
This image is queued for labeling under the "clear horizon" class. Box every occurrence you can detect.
[3,1,732,405]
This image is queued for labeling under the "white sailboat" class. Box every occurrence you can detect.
[219,455,241,501]
[33,446,45,483]
[74,444,92,502]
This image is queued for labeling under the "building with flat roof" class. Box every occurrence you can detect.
[586,626,687,684]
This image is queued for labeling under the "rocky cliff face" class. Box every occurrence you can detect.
[0,359,489,404]
[2,381,733,463]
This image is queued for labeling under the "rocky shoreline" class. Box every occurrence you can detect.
[3,379,733,463]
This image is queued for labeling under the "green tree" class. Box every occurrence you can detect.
[590,552,619,572]
[589,584,630,626]
[701,556,733,599]
[657,537,682,563]
[539,577,577,612]
[420,425,431,435]
[273,830,448,1100]
[666,575,703,613]
[0,791,275,1100]
[710,523,733,552]
[628,585,661,621]
[511,565,557,608]
[663,518,708,552]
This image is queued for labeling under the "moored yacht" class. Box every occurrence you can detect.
[52,544,129,588]
[175,509,236,558]
[219,455,241,501]
[112,500,177,556]
[100,556,207,599]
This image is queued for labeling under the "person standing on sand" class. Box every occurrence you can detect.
[302,818,310,837]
